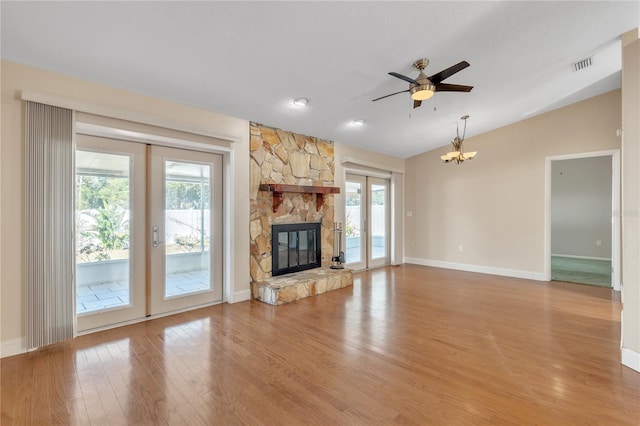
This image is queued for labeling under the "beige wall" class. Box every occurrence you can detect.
[405,90,622,274]
[621,35,640,356]
[0,60,250,351]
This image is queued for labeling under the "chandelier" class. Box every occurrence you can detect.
[441,115,477,164]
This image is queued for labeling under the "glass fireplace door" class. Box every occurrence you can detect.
[272,223,321,276]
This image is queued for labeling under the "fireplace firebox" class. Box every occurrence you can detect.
[271,223,322,276]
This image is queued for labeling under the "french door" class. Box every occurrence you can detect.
[148,146,222,315]
[76,136,223,332]
[76,136,147,331]
[344,174,390,270]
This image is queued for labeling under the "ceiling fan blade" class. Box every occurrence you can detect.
[372,89,410,102]
[413,100,422,109]
[435,83,473,92]
[389,72,420,85]
[429,61,470,85]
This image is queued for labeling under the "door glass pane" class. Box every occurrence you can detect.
[345,181,362,263]
[164,161,211,298]
[371,184,386,259]
[76,151,131,314]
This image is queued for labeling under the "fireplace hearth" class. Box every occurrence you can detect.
[271,223,321,276]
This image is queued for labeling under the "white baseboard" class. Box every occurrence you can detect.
[232,289,252,303]
[404,257,547,281]
[551,254,612,261]
[622,347,640,373]
[1,337,26,358]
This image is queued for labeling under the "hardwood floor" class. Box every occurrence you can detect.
[2,264,639,425]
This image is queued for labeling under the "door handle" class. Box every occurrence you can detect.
[152,225,160,247]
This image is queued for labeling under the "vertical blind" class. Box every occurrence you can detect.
[25,101,75,350]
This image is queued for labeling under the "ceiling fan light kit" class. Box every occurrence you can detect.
[410,83,435,101]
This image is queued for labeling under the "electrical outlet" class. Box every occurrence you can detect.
[458,245,463,252]
[407,211,413,217]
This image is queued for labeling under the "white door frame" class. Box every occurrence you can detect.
[544,149,621,290]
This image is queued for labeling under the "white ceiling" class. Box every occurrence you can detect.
[2,1,638,158]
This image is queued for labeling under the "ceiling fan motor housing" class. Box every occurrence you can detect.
[413,58,429,71]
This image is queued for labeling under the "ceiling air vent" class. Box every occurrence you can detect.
[571,56,593,72]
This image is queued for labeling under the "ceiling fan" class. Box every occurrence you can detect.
[373,58,473,108]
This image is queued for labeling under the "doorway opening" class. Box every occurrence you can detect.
[545,150,620,290]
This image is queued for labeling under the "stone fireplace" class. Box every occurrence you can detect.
[249,122,352,304]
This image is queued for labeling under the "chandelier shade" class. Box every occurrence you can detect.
[441,150,477,163]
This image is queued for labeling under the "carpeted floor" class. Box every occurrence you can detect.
[551,256,611,287]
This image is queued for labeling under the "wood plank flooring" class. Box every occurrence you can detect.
[2,264,639,425]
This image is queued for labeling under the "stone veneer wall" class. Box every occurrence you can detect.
[249,122,335,283]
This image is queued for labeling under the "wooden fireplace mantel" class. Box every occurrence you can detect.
[259,184,340,212]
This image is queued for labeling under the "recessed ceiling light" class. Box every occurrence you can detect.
[293,97,309,107]
[352,119,365,126]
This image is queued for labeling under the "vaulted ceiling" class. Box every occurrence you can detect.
[2,1,638,157]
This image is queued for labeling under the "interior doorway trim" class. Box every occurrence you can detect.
[544,149,621,290]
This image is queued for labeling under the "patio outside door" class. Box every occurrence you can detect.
[345,174,390,270]
[75,136,147,332]
[148,146,223,315]
[76,138,223,331]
